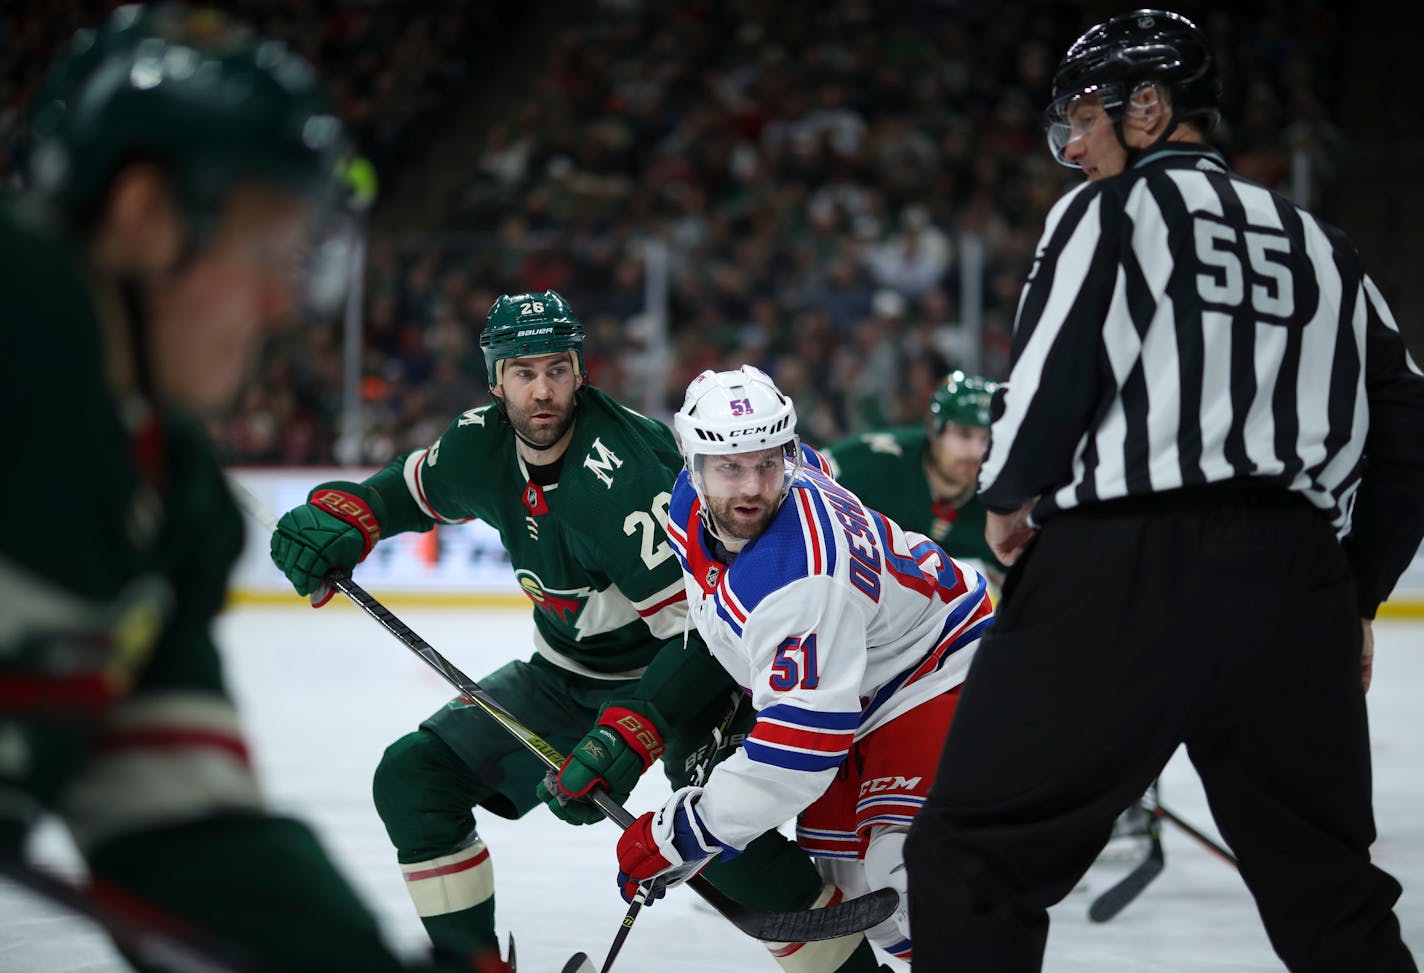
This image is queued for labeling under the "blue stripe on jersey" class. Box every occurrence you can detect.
[860,587,991,723]
[669,471,697,527]
[720,500,810,613]
[804,480,840,577]
[713,598,744,637]
[721,476,846,614]
[758,702,860,731]
[799,442,834,475]
[744,739,847,773]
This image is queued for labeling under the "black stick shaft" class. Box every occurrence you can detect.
[1157,805,1237,867]
[1,860,261,973]
[327,574,900,942]
[232,482,899,944]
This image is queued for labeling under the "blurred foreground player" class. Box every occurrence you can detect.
[0,6,471,971]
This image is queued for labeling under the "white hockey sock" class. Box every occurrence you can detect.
[764,882,866,973]
[399,836,495,917]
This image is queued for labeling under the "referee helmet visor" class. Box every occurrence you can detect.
[1044,85,1122,166]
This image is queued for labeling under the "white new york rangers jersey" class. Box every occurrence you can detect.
[663,447,994,853]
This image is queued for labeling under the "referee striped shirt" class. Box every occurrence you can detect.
[979,142,1424,609]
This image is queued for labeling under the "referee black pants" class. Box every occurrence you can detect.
[905,488,1416,972]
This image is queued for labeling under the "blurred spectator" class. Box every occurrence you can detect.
[2,0,1343,465]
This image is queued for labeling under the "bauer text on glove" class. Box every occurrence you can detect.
[268,482,387,605]
[539,704,664,825]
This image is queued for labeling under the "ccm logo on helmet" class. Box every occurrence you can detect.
[730,426,775,437]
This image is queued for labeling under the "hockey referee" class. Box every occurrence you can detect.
[905,10,1423,972]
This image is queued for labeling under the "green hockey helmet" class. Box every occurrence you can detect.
[27,4,351,239]
[480,290,586,386]
[928,371,997,433]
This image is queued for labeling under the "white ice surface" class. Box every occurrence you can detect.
[3,606,1420,972]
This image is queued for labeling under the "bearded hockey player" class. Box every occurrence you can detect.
[824,371,1004,583]
[612,366,996,966]
[271,296,886,972]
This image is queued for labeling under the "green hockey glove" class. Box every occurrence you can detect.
[538,703,665,826]
[269,482,386,605]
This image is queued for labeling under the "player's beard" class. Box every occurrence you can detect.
[705,492,779,542]
[504,396,576,450]
[931,455,980,507]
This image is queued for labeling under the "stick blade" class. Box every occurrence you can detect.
[1087,842,1165,923]
[732,886,900,943]
[561,953,596,973]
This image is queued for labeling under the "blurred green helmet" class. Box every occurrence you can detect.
[928,371,997,432]
[26,4,350,236]
[480,290,586,386]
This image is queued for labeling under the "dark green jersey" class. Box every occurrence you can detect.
[824,426,1005,574]
[0,199,427,970]
[0,198,239,753]
[366,387,689,678]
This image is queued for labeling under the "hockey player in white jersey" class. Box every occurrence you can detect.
[614,366,995,964]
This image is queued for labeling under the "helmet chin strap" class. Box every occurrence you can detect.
[1112,84,1180,169]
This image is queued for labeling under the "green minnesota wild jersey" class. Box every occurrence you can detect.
[365,387,689,678]
[0,197,248,817]
[823,426,1005,574]
[0,199,495,971]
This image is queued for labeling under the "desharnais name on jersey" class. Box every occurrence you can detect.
[662,445,994,853]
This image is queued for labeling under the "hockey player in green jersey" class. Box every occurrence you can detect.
[824,371,1006,584]
[0,6,474,972]
[271,291,885,973]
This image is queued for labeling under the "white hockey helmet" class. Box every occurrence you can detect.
[674,365,803,509]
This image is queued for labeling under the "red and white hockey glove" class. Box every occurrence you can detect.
[615,786,732,903]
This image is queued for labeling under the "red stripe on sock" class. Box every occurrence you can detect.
[404,847,491,883]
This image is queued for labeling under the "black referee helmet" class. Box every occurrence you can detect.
[1045,9,1220,164]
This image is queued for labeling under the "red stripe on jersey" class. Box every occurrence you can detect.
[907,597,993,686]
[403,847,491,883]
[715,572,747,622]
[682,498,730,597]
[750,719,853,756]
[0,674,118,710]
[635,589,687,617]
[412,451,473,524]
[100,728,251,765]
[794,490,824,576]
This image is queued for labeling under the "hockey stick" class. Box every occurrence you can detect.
[325,573,895,942]
[0,858,262,973]
[1158,804,1237,867]
[590,690,748,973]
[1087,792,1239,922]
[1088,782,1165,923]
[1087,810,1164,922]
